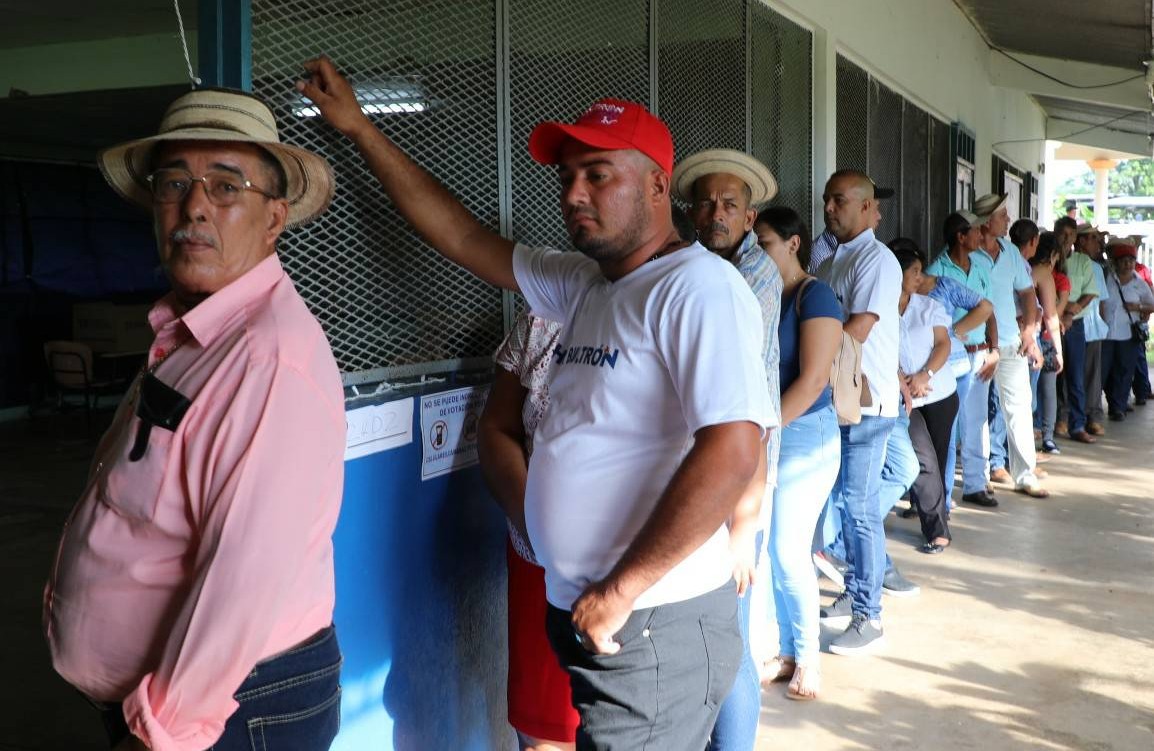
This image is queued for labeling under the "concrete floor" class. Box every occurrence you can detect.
[2,402,1151,750]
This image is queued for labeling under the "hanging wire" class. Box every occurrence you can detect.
[173,0,202,88]
[992,47,1145,90]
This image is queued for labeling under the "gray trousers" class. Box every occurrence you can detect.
[545,583,740,750]
[1086,340,1105,424]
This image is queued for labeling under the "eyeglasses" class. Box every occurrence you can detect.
[146,168,276,206]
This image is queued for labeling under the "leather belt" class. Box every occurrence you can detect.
[964,343,989,353]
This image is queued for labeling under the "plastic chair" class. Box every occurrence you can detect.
[43,340,122,431]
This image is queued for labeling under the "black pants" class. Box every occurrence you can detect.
[909,393,959,543]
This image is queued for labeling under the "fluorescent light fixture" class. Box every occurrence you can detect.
[294,79,431,118]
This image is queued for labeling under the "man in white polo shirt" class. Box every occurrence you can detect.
[299,57,772,749]
[814,169,902,656]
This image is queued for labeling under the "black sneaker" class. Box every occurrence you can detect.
[882,566,921,598]
[819,591,853,624]
[829,613,885,656]
[962,490,999,508]
[1041,440,1060,455]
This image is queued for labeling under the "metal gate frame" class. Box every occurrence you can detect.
[215,0,814,385]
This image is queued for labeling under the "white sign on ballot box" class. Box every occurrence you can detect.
[344,398,414,461]
[420,385,490,480]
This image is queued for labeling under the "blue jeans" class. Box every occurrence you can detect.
[1134,353,1151,399]
[988,382,1007,473]
[1063,319,1089,433]
[100,626,342,750]
[945,359,972,501]
[824,411,914,574]
[959,351,993,494]
[712,532,763,750]
[1103,338,1141,416]
[832,414,895,620]
[769,405,840,667]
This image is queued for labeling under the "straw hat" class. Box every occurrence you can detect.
[672,149,778,205]
[973,193,1008,225]
[99,88,334,228]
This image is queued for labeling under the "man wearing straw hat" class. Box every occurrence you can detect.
[44,89,345,751]
[971,192,1048,498]
[300,58,771,748]
[671,149,780,746]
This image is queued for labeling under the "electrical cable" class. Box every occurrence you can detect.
[173,0,202,88]
[993,47,1144,90]
[991,109,1149,148]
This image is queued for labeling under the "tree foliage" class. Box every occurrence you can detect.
[1051,159,1154,219]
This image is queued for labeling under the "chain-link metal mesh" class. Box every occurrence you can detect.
[508,0,651,249]
[836,55,868,173]
[928,116,951,259]
[751,3,812,219]
[658,0,746,164]
[252,0,504,377]
[250,1,814,380]
[901,105,929,252]
[868,80,902,239]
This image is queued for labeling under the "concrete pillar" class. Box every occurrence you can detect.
[1088,158,1117,229]
[811,27,837,232]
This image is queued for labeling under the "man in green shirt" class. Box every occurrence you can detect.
[1060,224,1101,443]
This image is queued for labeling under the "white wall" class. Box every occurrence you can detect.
[768,0,1047,202]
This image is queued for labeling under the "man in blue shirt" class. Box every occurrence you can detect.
[927,211,1000,506]
[972,194,1047,498]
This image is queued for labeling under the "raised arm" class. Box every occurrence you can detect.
[297,56,518,290]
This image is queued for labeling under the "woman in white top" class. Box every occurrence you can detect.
[1101,243,1154,421]
[890,244,958,554]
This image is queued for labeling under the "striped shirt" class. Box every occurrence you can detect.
[731,229,783,493]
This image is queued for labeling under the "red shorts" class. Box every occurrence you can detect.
[506,540,580,742]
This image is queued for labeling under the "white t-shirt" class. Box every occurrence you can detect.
[899,294,958,408]
[512,242,772,610]
[1102,273,1154,341]
[817,228,902,417]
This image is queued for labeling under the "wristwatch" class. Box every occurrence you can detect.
[923,367,935,378]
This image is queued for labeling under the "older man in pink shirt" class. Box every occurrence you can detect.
[43,90,346,751]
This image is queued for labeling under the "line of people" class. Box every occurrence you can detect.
[45,58,1154,751]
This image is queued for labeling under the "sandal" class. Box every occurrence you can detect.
[760,655,796,685]
[786,663,820,701]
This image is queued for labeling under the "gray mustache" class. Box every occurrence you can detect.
[171,229,217,247]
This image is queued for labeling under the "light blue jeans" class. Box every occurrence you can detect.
[711,531,763,750]
[823,410,915,573]
[832,414,896,620]
[944,357,972,501]
[769,405,841,666]
[959,351,993,494]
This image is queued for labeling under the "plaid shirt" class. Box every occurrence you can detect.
[730,229,783,491]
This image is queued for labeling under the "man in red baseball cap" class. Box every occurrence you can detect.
[298,58,772,749]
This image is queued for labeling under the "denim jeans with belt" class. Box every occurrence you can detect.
[101,626,342,751]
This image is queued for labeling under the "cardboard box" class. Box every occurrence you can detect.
[73,302,153,354]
